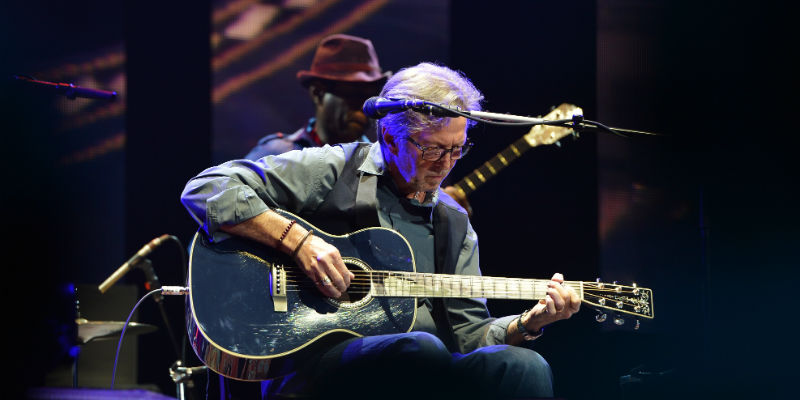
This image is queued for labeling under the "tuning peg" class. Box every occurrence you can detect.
[555,141,561,148]
[595,313,607,323]
[632,283,639,295]
[613,316,625,326]
[595,278,604,289]
[634,320,640,330]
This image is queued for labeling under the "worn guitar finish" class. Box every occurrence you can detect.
[187,210,654,381]
[187,212,418,381]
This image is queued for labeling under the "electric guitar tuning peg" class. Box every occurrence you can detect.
[613,316,625,326]
[634,319,640,330]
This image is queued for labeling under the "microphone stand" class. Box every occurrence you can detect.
[169,361,206,400]
[12,74,118,101]
[136,259,181,358]
[136,258,197,400]
[422,101,664,137]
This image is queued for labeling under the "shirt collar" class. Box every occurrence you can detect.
[359,142,439,207]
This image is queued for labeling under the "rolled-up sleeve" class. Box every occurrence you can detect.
[180,145,345,241]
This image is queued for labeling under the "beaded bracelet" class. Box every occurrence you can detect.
[291,230,314,258]
[516,309,544,341]
[279,220,297,243]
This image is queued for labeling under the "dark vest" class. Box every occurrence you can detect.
[308,142,469,352]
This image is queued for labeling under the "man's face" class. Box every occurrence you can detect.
[313,81,381,144]
[390,116,468,194]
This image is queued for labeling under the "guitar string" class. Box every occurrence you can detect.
[281,274,588,291]
[280,270,641,290]
[276,277,646,309]
[280,277,636,296]
[272,286,647,313]
[280,272,635,294]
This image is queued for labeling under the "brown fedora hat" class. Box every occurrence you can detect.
[297,34,391,87]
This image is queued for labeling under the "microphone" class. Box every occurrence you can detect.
[58,82,118,101]
[13,74,118,101]
[99,234,172,293]
[362,97,463,119]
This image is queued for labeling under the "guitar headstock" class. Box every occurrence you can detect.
[523,103,583,147]
[582,280,654,328]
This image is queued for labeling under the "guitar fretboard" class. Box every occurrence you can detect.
[451,103,581,197]
[368,271,584,300]
[453,136,534,196]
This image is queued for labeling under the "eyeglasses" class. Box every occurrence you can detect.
[405,136,474,161]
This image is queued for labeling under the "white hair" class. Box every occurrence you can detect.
[377,62,484,142]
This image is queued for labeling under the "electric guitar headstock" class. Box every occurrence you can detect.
[523,103,584,147]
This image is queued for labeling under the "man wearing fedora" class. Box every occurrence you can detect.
[245,34,390,160]
[245,33,474,214]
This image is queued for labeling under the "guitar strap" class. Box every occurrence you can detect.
[432,201,468,353]
[315,142,469,352]
[311,143,379,234]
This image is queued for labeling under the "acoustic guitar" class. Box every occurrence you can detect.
[186,209,654,381]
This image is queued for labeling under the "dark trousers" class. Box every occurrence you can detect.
[211,332,553,400]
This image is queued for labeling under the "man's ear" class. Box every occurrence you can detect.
[381,127,400,156]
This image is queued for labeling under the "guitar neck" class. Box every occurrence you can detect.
[368,271,584,301]
[453,135,533,196]
[451,103,582,197]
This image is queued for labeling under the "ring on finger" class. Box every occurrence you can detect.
[319,276,332,286]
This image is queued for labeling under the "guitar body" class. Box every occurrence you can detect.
[186,212,418,381]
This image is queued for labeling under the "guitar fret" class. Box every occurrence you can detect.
[508,278,520,299]
[424,273,433,297]
[521,279,535,299]
[464,177,476,190]
[501,149,518,163]
[478,165,494,179]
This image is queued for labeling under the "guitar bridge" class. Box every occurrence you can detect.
[270,264,287,312]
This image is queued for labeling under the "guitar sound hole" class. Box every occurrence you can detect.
[326,258,372,309]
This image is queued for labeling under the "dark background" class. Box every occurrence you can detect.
[2,0,797,399]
